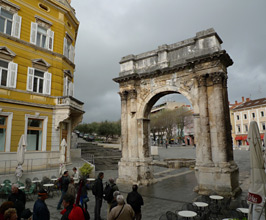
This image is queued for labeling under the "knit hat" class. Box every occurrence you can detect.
[38,189,48,196]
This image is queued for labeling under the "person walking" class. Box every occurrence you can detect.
[66,179,76,198]
[126,185,144,220]
[108,195,134,220]
[33,189,50,220]
[57,171,70,210]
[76,178,90,210]
[106,178,119,214]
[93,172,104,220]
[8,184,26,220]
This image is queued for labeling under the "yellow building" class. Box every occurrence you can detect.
[0,0,84,172]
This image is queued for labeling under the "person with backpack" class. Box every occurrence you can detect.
[61,194,90,220]
[103,178,119,215]
[57,171,70,210]
[126,185,144,220]
[92,172,104,220]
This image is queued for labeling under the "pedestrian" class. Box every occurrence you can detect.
[57,171,70,210]
[108,195,134,220]
[106,178,119,214]
[72,167,79,184]
[8,184,26,220]
[3,208,17,220]
[33,189,50,220]
[0,202,14,220]
[67,179,76,198]
[76,178,90,210]
[60,194,85,220]
[126,185,144,220]
[109,191,120,212]
[93,172,104,220]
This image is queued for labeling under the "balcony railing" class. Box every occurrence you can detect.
[56,96,84,112]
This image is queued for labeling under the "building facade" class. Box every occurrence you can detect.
[0,0,84,172]
[232,98,266,146]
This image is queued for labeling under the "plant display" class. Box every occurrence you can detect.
[79,163,93,178]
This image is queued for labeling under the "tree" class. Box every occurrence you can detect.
[150,106,193,145]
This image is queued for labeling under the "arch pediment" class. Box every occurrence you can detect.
[31,58,51,68]
[0,46,16,58]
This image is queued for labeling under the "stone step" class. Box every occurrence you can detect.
[78,142,121,171]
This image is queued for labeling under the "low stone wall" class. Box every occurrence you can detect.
[164,158,195,169]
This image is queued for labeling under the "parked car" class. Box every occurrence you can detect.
[83,133,89,140]
[85,134,95,142]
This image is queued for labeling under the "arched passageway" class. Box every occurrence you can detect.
[113,28,240,196]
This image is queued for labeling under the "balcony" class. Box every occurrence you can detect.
[56,96,84,112]
[55,96,84,130]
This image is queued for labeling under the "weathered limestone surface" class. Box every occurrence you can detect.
[114,28,240,196]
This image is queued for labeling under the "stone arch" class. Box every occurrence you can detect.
[113,28,240,196]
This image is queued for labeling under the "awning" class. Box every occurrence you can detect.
[243,135,248,140]
[260,134,264,140]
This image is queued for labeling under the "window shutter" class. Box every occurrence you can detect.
[63,76,68,96]
[11,13,22,39]
[7,62,18,88]
[63,37,68,57]
[30,22,38,45]
[69,45,75,62]
[69,81,74,96]
[27,67,34,91]
[46,29,54,51]
[44,72,51,95]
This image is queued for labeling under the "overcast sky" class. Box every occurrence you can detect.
[71,0,266,123]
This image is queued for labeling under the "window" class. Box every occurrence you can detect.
[0,116,7,151]
[0,7,21,38]
[0,59,17,88]
[261,111,264,117]
[63,34,75,62]
[27,119,42,151]
[244,125,248,132]
[237,115,240,120]
[30,22,54,51]
[244,114,247,119]
[262,123,266,131]
[26,67,51,95]
[237,125,241,133]
[252,113,255,118]
[63,76,73,96]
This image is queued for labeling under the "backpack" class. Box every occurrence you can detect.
[56,177,63,189]
[103,183,114,203]
[78,205,90,220]
[91,182,96,196]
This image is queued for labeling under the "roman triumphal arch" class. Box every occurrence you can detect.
[113,28,240,196]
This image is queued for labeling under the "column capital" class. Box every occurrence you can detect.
[128,89,137,99]
[209,72,227,86]
[119,91,128,101]
[196,74,207,87]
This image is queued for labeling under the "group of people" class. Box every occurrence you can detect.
[0,168,144,220]
[0,184,30,220]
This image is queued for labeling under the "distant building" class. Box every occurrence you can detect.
[0,0,84,172]
[232,97,266,146]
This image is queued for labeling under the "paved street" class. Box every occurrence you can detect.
[23,145,250,220]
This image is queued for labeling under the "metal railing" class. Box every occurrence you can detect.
[81,153,94,165]
[0,157,61,175]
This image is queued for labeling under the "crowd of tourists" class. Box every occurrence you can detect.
[0,168,144,220]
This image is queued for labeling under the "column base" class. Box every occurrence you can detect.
[116,159,156,185]
[194,162,241,197]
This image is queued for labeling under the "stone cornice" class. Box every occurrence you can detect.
[113,50,232,83]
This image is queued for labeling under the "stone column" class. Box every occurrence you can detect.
[196,74,212,165]
[209,72,227,164]
[119,91,129,160]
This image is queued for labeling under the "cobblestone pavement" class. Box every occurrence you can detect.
[22,145,250,220]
